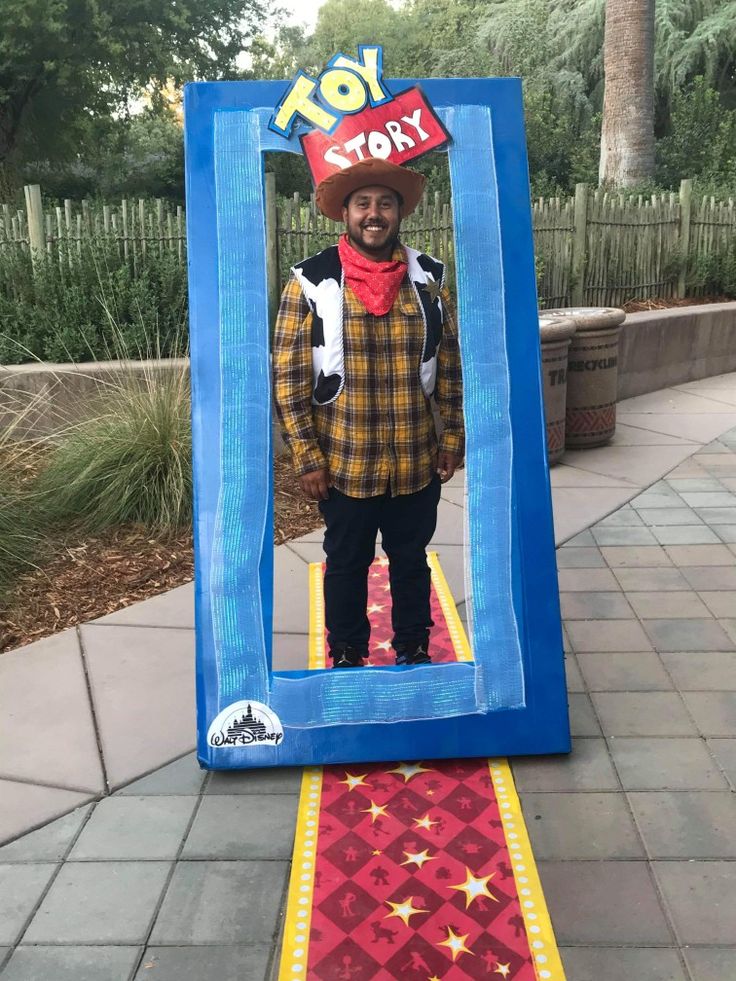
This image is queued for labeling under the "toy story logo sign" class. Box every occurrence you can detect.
[268,45,450,185]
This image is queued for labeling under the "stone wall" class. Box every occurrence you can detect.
[0,358,290,452]
[3,301,736,441]
[0,359,190,439]
[617,302,736,399]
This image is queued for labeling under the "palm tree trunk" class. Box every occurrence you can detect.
[599,0,655,186]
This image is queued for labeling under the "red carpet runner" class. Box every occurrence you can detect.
[280,555,564,980]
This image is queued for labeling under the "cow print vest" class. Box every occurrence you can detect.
[291,245,446,406]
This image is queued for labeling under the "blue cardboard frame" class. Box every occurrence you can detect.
[184,77,571,768]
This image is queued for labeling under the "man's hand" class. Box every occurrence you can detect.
[436,451,462,484]
[300,467,331,501]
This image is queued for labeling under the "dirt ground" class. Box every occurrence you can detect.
[622,294,732,312]
[0,455,322,653]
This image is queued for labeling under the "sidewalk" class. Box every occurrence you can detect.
[2,373,736,979]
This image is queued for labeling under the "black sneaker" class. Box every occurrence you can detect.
[330,645,367,668]
[395,641,432,666]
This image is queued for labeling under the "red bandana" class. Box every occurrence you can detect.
[338,234,407,316]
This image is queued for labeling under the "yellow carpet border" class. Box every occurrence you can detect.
[488,759,566,980]
[426,550,473,662]
[279,766,323,981]
[308,562,326,671]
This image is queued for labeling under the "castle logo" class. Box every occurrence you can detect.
[207,700,284,748]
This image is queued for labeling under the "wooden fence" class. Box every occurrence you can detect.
[1,187,185,274]
[270,177,734,308]
[531,180,717,307]
[3,178,735,309]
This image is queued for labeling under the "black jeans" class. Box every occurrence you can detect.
[318,475,442,653]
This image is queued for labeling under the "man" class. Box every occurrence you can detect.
[273,157,464,669]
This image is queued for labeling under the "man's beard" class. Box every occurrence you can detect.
[347,219,400,256]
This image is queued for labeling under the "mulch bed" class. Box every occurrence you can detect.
[273,454,323,545]
[0,454,322,654]
[0,527,195,652]
[622,294,733,312]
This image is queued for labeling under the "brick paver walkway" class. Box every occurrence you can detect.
[522,431,736,981]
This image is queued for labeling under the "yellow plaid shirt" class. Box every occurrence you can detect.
[272,244,464,499]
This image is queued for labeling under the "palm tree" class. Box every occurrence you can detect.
[599,0,655,185]
[478,0,736,111]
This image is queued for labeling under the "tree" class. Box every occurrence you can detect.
[461,0,736,186]
[478,0,605,104]
[656,0,736,106]
[401,0,492,77]
[0,0,268,172]
[242,27,310,81]
[479,0,736,117]
[599,0,655,185]
[286,0,490,79]
[242,0,736,193]
[656,76,736,188]
[302,0,405,73]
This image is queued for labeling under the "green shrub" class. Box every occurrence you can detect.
[20,110,185,203]
[688,241,736,298]
[36,358,192,534]
[657,78,736,189]
[0,238,188,365]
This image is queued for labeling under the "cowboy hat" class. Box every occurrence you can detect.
[315,157,425,222]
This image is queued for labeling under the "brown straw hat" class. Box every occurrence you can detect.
[315,158,426,221]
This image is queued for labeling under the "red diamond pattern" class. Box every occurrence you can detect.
[323,830,379,876]
[317,879,382,935]
[324,790,372,829]
[305,759,536,980]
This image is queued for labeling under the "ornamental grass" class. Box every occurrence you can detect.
[0,400,46,595]
[35,356,192,535]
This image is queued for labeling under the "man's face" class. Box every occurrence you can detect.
[342,185,401,258]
